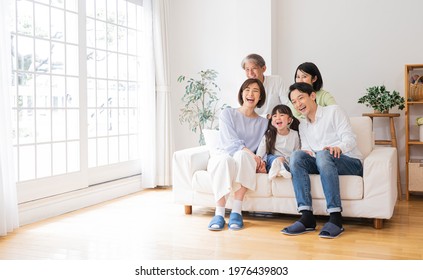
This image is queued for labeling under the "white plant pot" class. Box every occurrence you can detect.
[420,125,423,142]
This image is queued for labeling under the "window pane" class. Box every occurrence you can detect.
[119,108,128,134]
[66,0,78,13]
[87,48,95,77]
[97,137,108,166]
[119,135,128,162]
[17,1,33,36]
[109,109,118,136]
[52,142,66,175]
[66,44,79,76]
[87,78,96,107]
[19,109,35,144]
[96,50,107,79]
[36,74,51,107]
[37,143,52,178]
[36,109,51,143]
[17,36,34,71]
[107,24,117,52]
[118,54,127,80]
[51,7,64,41]
[35,3,50,39]
[66,12,78,44]
[96,0,107,21]
[66,77,79,107]
[108,52,117,79]
[96,21,107,50]
[35,39,50,73]
[52,76,65,107]
[67,141,80,172]
[51,42,65,74]
[67,109,79,140]
[108,81,118,107]
[19,145,35,181]
[88,138,96,168]
[109,136,119,164]
[88,109,97,138]
[52,109,66,141]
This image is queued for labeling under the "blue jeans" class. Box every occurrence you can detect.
[266,154,290,173]
[289,150,363,213]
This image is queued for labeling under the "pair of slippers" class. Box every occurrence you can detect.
[208,213,244,231]
[281,221,344,239]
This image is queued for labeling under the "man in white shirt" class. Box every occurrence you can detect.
[281,82,363,238]
[241,54,289,117]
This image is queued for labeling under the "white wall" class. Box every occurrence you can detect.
[169,0,272,148]
[169,0,423,189]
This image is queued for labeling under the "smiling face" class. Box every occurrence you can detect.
[290,89,317,118]
[244,60,266,82]
[241,82,261,109]
[295,69,317,86]
[271,111,292,133]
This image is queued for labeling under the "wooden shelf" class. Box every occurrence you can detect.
[405,64,423,200]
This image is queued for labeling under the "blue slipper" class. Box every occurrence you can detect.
[228,212,244,230]
[319,222,344,239]
[208,215,225,231]
[281,221,316,235]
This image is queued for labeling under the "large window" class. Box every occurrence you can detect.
[11,0,144,202]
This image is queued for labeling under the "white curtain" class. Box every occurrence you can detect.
[0,0,19,236]
[140,0,173,188]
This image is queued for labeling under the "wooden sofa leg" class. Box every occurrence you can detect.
[184,205,192,215]
[373,218,383,229]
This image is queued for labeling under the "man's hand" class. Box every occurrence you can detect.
[323,146,342,158]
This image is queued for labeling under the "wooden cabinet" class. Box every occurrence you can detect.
[405,64,423,199]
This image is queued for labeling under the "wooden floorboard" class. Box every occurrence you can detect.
[1,187,422,260]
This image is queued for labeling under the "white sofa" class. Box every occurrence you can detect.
[172,117,398,229]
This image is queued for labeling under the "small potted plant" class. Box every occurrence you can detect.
[177,69,227,145]
[357,85,405,113]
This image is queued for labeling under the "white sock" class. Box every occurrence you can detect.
[268,160,280,180]
[215,206,225,217]
[231,200,243,215]
[279,164,292,179]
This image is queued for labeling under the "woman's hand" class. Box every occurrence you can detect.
[256,160,267,173]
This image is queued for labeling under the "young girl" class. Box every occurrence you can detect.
[256,104,300,180]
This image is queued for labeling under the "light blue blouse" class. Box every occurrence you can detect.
[217,108,268,156]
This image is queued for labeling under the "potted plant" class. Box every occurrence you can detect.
[357,85,405,113]
[177,69,227,145]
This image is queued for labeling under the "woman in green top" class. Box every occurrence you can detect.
[290,62,336,118]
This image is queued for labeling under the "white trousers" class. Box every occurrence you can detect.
[207,150,257,202]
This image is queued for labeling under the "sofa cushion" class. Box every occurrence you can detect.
[350,116,373,158]
[272,174,364,200]
[203,129,219,152]
[192,171,272,197]
[193,171,364,200]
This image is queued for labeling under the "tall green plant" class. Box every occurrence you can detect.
[177,69,227,145]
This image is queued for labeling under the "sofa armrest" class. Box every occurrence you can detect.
[172,146,210,202]
[362,146,397,204]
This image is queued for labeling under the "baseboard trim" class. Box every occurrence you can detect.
[18,176,144,226]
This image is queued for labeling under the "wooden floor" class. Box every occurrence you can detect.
[1,187,423,260]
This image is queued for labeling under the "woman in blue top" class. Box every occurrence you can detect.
[207,78,268,231]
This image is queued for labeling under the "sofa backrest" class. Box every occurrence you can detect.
[350,116,373,158]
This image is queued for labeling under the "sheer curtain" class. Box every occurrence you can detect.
[0,0,19,236]
[140,0,173,188]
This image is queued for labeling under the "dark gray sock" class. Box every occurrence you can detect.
[299,210,316,228]
[329,212,343,228]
